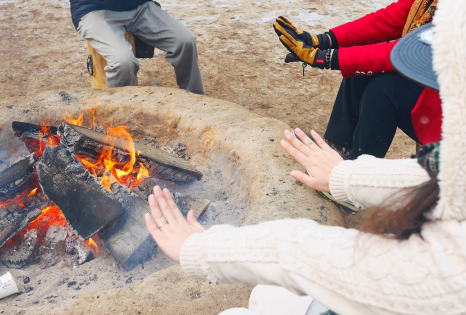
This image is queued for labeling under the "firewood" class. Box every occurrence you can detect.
[0,153,38,201]
[100,192,209,271]
[58,123,203,182]
[36,145,126,240]
[12,121,59,155]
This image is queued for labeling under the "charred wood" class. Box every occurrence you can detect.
[36,145,126,240]
[58,123,203,182]
[12,121,60,155]
[0,153,38,201]
[100,190,209,271]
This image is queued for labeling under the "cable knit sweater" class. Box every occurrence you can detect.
[179,0,466,314]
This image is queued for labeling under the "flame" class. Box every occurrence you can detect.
[23,122,60,157]
[76,126,149,191]
[84,238,99,257]
[0,187,38,209]
[63,112,84,126]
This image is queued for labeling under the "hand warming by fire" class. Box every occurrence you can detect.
[145,186,205,263]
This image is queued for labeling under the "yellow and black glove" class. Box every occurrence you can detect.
[273,20,327,69]
[275,16,332,49]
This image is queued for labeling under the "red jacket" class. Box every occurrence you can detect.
[330,0,441,144]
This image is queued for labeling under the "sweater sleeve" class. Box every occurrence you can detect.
[329,155,430,209]
[180,219,466,315]
[330,0,414,48]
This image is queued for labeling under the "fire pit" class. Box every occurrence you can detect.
[0,87,344,313]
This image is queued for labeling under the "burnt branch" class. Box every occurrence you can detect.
[0,153,38,201]
[58,123,203,182]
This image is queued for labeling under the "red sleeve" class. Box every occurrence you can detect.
[338,40,398,77]
[330,0,414,48]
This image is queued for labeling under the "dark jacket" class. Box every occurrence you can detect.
[70,0,150,29]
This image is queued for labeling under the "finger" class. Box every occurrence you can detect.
[310,130,331,150]
[148,193,167,227]
[276,16,298,33]
[162,188,186,223]
[186,210,205,231]
[284,130,313,156]
[294,128,315,148]
[290,171,322,191]
[153,186,177,224]
[145,213,165,240]
[281,139,315,168]
[279,31,298,48]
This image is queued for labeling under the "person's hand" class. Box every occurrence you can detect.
[273,21,326,69]
[144,186,205,263]
[280,129,343,192]
[275,16,321,48]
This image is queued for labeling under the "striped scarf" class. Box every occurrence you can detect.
[402,0,438,36]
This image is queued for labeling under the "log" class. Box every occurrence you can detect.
[0,153,38,201]
[58,122,203,182]
[100,191,209,271]
[87,33,137,89]
[12,121,60,155]
[36,145,126,240]
[0,188,50,249]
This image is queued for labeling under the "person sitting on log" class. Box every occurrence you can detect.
[143,1,466,313]
[273,0,440,160]
[69,0,204,94]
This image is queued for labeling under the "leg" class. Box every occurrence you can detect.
[324,76,373,149]
[129,2,204,94]
[348,73,424,159]
[78,10,139,87]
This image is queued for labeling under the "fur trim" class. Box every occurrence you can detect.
[432,0,466,220]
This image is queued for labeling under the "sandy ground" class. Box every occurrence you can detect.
[0,0,417,313]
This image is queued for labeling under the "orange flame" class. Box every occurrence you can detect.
[76,126,149,191]
[26,188,38,200]
[63,112,84,126]
[84,238,99,257]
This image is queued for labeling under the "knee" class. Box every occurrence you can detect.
[176,31,197,51]
[108,49,138,73]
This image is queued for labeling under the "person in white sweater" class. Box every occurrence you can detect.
[143,0,466,314]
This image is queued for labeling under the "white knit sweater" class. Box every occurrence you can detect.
[180,0,466,314]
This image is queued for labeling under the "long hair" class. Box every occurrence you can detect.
[361,177,440,240]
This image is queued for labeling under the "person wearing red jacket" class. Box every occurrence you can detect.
[274,0,440,160]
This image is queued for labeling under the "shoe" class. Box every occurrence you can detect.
[319,191,359,214]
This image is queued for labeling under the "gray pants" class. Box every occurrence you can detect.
[78,2,204,94]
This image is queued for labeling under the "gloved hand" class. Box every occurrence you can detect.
[275,16,332,49]
[273,21,327,69]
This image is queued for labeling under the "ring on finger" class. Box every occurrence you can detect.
[157,220,169,229]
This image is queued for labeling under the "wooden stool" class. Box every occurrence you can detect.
[86,33,138,89]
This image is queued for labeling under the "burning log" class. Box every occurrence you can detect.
[12,121,60,156]
[0,153,50,249]
[0,153,38,201]
[36,145,126,240]
[100,192,209,271]
[58,123,203,182]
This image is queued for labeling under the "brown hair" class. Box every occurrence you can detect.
[361,177,440,240]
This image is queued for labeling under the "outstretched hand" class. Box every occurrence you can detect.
[144,186,205,263]
[281,129,343,192]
